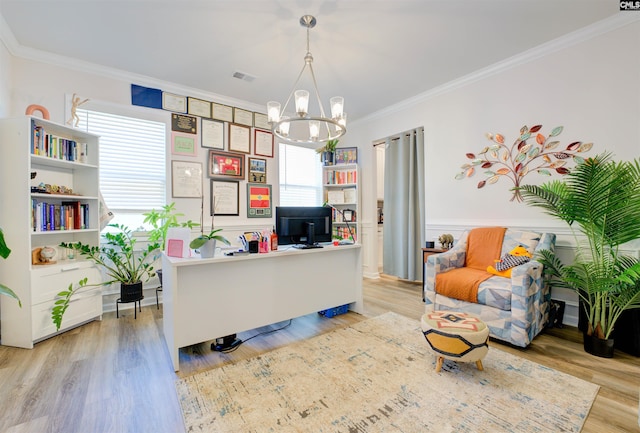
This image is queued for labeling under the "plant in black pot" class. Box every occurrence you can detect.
[519,152,640,357]
[58,224,159,324]
[316,139,339,166]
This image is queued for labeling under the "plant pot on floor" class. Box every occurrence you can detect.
[117,281,144,319]
[583,332,615,358]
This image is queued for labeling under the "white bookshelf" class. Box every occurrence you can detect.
[0,116,103,348]
[323,162,359,242]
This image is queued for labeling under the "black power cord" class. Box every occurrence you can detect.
[211,319,293,353]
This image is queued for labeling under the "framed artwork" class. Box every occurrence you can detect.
[211,179,239,216]
[254,129,274,157]
[162,92,187,113]
[208,150,245,179]
[247,183,272,218]
[171,132,197,156]
[335,147,358,164]
[201,118,225,149]
[248,157,267,183]
[228,123,251,154]
[171,113,197,134]
[233,107,253,126]
[171,160,203,198]
[212,102,233,122]
[187,97,211,118]
[253,112,270,130]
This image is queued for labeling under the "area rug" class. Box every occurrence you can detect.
[175,312,599,433]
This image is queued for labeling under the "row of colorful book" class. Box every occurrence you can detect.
[323,169,357,185]
[32,125,86,162]
[333,226,357,241]
[32,200,89,232]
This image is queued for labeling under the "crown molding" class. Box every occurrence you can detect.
[0,11,264,113]
[359,13,640,124]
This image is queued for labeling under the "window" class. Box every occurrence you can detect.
[278,143,323,206]
[76,108,166,230]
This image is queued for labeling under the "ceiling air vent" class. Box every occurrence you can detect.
[233,71,256,82]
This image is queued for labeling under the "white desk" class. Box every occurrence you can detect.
[161,244,363,371]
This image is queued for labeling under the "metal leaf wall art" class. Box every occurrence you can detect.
[455,124,593,202]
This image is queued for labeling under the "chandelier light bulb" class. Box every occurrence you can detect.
[294,90,309,117]
[267,101,281,123]
[330,96,344,120]
[279,116,290,137]
[309,120,320,141]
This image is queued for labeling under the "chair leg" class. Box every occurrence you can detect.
[116,300,120,318]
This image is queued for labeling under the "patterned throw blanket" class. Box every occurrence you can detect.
[435,227,506,303]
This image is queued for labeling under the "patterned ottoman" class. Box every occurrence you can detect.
[421,311,489,373]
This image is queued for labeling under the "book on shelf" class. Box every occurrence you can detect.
[31,123,84,162]
[32,200,89,231]
[324,169,357,185]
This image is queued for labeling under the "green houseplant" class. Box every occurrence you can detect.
[0,227,21,306]
[316,139,339,166]
[519,152,640,357]
[56,224,159,328]
[190,229,230,258]
[143,202,199,251]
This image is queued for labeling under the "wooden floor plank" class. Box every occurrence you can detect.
[0,276,637,432]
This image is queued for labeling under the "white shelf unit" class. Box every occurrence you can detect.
[0,116,103,348]
[323,163,359,242]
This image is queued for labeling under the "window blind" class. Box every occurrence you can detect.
[278,142,323,206]
[76,109,166,215]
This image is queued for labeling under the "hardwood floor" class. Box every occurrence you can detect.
[0,276,638,432]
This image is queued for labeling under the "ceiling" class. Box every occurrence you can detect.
[0,1,620,121]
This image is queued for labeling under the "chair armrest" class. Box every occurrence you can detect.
[424,244,467,307]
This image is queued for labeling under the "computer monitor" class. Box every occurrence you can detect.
[275,206,332,246]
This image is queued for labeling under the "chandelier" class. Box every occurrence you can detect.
[267,15,346,144]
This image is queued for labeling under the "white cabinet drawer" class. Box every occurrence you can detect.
[31,262,102,305]
[32,291,102,341]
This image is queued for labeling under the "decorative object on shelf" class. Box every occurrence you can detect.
[266,15,346,144]
[25,104,50,120]
[438,234,454,249]
[455,124,593,202]
[0,228,21,307]
[316,139,338,166]
[520,152,640,358]
[335,147,358,164]
[67,93,89,127]
[39,246,57,263]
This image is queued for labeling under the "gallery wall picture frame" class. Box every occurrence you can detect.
[233,107,253,126]
[253,112,270,130]
[212,103,233,122]
[228,123,251,154]
[171,132,198,156]
[187,97,212,118]
[171,113,197,134]
[208,150,245,179]
[211,179,239,216]
[201,118,225,149]
[334,147,358,164]
[248,157,267,183]
[247,183,272,218]
[254,129,274,158]
[163,92,187,113]
[171,160,203,198]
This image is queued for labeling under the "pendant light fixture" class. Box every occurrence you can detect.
[267,15,346,144]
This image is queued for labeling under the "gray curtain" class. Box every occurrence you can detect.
[382,128,425,280]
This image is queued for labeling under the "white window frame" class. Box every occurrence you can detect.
[278,142,323,207]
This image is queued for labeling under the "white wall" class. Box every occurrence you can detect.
[0,38,11,117]
[348,19,640,325]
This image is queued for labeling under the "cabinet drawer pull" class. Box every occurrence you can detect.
[61,265,80,272]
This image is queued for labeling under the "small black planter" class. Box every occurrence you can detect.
[321,151,335,166]
[583,332,615,358]
[116,281,144,319]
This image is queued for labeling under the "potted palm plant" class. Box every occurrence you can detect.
[519,152,640,357]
